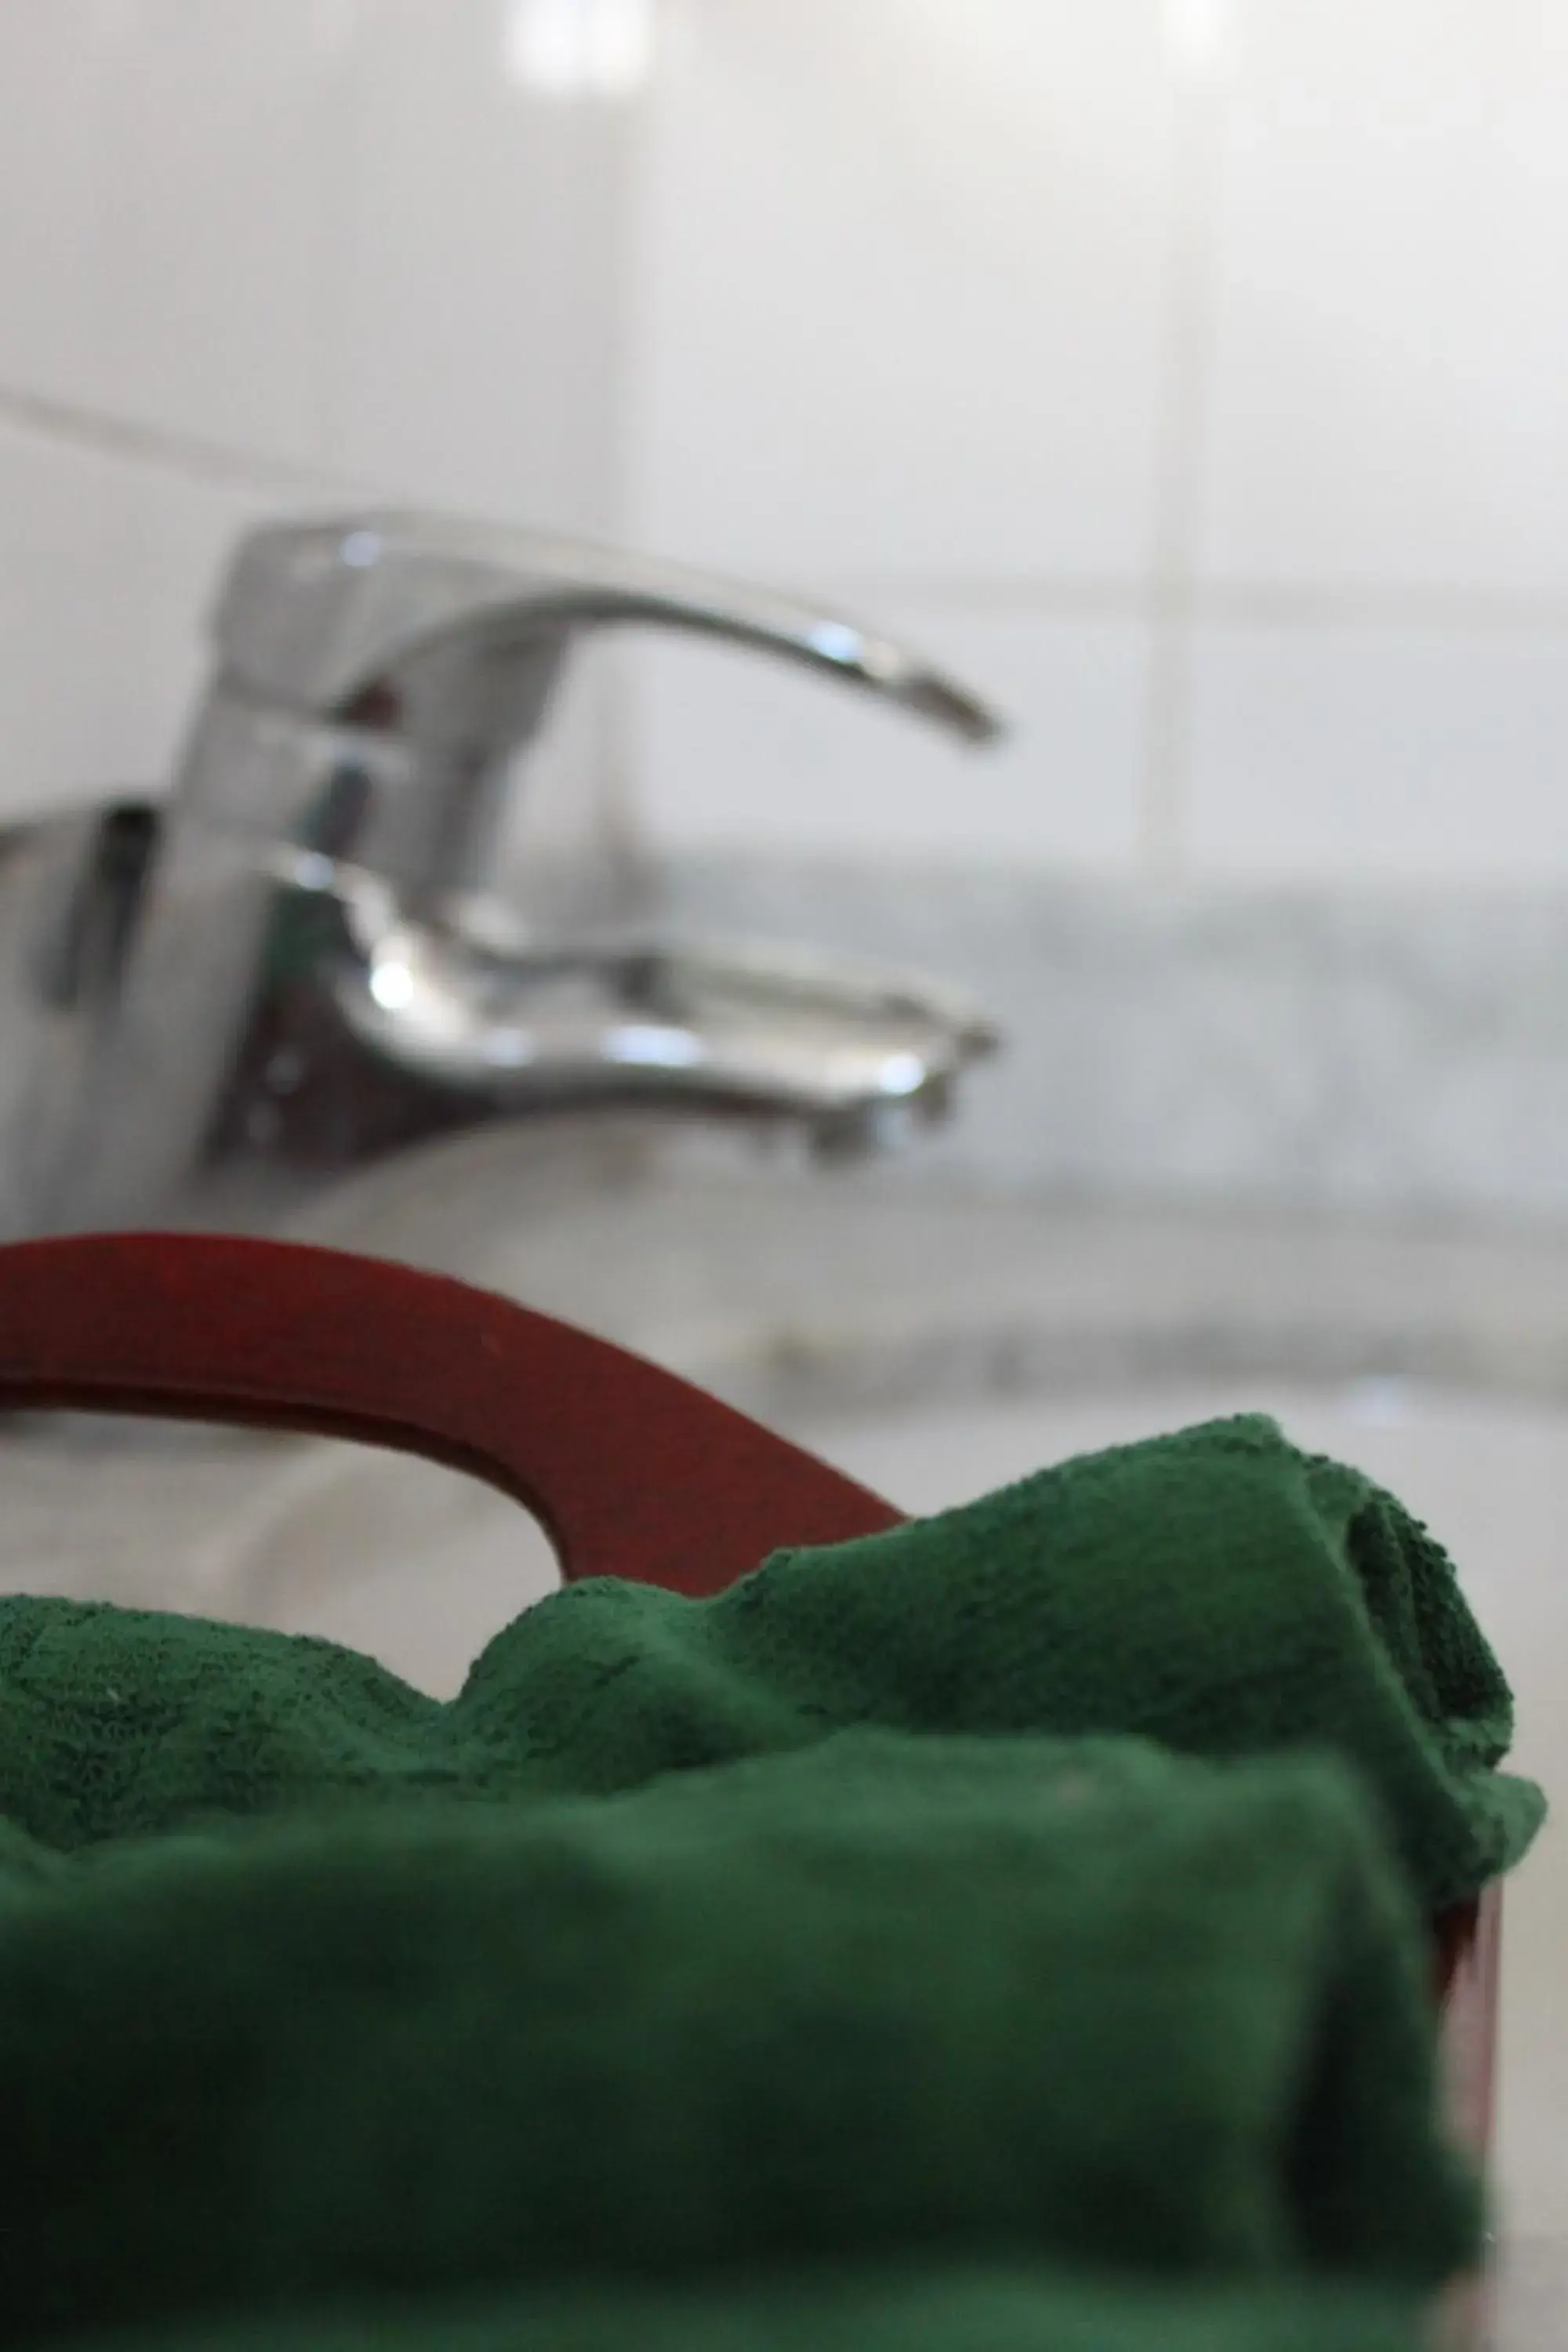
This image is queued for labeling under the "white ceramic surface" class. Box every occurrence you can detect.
[6,1,1568,881]
[1198,0,1568,596]
[91,0,343,472]
[1184,618,1568,879]
[0,416,274,809]
[632,604,1149,860]
[0,0,122,410]
[630,0,1178,584]
[0,422,121,802]
[0,0,626,821]
[334,0,633,532]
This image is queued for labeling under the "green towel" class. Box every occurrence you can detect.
[2,1416,1540,1907]
[49,2264,1439,2352]
[0,1413,1541,2350]
[3,1737,1472,2342]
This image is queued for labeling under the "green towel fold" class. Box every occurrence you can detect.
[2,1736,1474,2341]
[48,2263,1438,2352]
[2,1416,1540,1909]
[0,1413,1541,2351]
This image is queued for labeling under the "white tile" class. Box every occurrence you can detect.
[0,420,275,815]
[1183,620,1568,878]
[630,0,1180,582]
[0,1,343,470]
[632,605,1149,862]
[94,462,281,793]
[332,0,635,531]
[0,1,123,405]
[99,0,343,469]
[1200,0,1568,593]
[0,424,117,810]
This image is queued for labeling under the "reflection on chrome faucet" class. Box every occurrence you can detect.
[0,511,1004,1240]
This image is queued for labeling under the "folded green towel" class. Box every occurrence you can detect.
[0,1414,1539,2350]
[2,1736,1474,2342]
[2,1416,1541,1909]
[49,2263,1438,2352]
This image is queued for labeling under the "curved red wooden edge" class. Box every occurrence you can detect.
[1432,1882,1504,2334]
[0,1232,902,1597]
[1434,1882,1502,2157]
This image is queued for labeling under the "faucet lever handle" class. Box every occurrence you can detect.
[212,510,1004,745]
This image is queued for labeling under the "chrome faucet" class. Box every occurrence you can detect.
[0,511,1004,1239]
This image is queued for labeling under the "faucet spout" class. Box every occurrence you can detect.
[216,513,1004,757]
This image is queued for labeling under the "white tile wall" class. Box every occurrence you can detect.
[1198,0,1568,597]
[3,0,1568,878]
[1185,620,1568,879]
[0,423,122,805]
[335,0,633,532]
[92,0,346,473]
[633,611,1149,862]
[0,2,122,412]
[0,0,631,820]
[0,1,348,470]
[0,418,276,807]
[630,0,1179,583]
[628,0,1568,877]
[93,456,285,793]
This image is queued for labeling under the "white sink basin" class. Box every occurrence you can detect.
[1,1153,1563,2312]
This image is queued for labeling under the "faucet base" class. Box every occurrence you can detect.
[0,815,998,1240]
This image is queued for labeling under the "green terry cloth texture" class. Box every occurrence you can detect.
[0,1412,1538,2348]
[49,2263,1440,2352]
[1,1415,1542,1910]
[0,1736,1477,2343]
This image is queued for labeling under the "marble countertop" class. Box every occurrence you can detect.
[287,1126,1568,1417]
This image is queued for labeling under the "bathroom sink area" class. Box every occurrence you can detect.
[13,0,1568,2332]
[2,1131,1565,2334]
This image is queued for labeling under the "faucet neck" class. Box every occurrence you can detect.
[176,623,566,907]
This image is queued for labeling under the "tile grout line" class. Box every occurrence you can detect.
[729,575,1568,633]
[8,392,1568,633]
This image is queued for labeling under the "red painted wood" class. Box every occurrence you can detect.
[1434,1883,1503,2156]
[0,1232,901,1595]
[0,1230,1500,2188]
